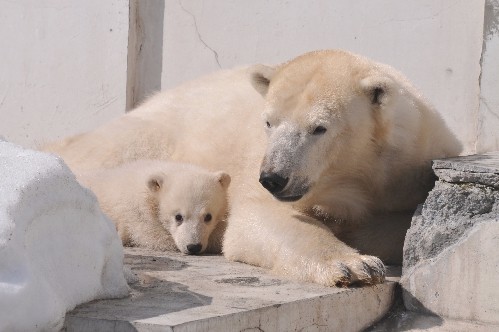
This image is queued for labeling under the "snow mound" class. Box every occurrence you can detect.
[0,141,129,331]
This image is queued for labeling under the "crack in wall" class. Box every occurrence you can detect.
[480,96,499,120]
[0,89,8,108]
[178,0,221,69]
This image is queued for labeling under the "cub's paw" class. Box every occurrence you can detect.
[317,254,386,287]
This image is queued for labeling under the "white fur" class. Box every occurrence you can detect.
[45,50,461,286]
[77,160,230,254]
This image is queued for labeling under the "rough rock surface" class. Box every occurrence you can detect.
[432,153,499,188]
[401,152,499,324]
[403,153,499,271]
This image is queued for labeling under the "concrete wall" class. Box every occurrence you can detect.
[1,0,497,154]
[157,0,489,155]
[478,0,499,153]
[0,0,129,148]
[126,0,164,111]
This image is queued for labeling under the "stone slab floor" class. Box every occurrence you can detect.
[63,153,499,332]
[63,248,398,332]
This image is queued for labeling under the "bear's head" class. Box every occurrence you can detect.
[251,50,426,212]
[146,166,231,254]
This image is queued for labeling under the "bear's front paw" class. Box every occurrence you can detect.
[318,254,386,287]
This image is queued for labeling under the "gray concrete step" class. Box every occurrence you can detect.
[368,286,499,332]
[64,248,398,332]
[369,306,499,332]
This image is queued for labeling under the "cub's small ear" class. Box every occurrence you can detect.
[147,173,164,192]
[215,171,231,190]
[250,64,276,97]
[360,76,393,106]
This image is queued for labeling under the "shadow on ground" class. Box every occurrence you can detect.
[366,285,443,332]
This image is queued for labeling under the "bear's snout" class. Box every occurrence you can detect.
[259,172,288,194]
[259,171,310,202]
[186,243,203,255]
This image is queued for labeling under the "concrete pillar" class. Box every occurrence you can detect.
[477,0,499,153]
[126,0,165,110]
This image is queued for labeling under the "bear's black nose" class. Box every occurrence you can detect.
[186,243,202,254]
[259,172,289,194]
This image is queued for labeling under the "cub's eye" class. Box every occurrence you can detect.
[204,213,212,222]
[312,126,327,135]
[266,121,271,128]
[175,214,183,224]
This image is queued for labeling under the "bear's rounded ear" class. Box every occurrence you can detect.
[215,171,231,190]
[250,64,276,97]
[360,76,393,107]
[147,173,164,192]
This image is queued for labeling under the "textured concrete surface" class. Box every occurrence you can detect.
[402,221,499,323]
[432,152,499,188]
[404,152,499,270]
[64,248,398,332]
[374,316,499,332]
[369,301,499,331]
[401,152,499,325]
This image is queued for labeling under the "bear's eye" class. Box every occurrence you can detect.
[266,121,271,128]
[204,213,212,222]
[175,214,183,224]
[312,126,327,135]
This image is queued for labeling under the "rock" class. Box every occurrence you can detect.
[401,152,499,324]
[432,153,499,188]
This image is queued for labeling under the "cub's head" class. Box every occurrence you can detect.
[251,50,408,203]
[146,165,231,254]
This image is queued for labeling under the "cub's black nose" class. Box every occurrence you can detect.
[259,172,288,194]
[186,243,202,254]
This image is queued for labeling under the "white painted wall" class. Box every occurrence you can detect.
[160,0,487,155]
[478,0,499,153]
[0,0,497,155]
[0,0,129,148]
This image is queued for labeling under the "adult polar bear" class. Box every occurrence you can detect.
[46,50,461,287]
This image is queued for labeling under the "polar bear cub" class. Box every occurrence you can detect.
[78,160,231,254]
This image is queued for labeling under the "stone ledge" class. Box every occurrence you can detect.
[404,152,499,270]
[401,152,499,326]
[64,248,398,332]
[432,152,499,188]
